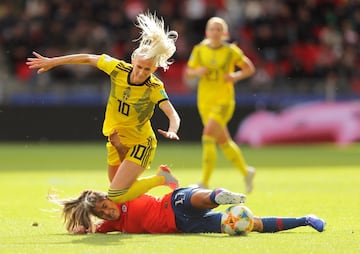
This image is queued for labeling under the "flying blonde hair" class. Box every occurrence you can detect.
[49,190,106,233]
[132,12,178,71]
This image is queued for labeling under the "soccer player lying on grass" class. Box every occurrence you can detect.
[50,126,325,235]
[51,186,325,235]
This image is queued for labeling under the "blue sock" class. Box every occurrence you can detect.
[261,217,307,232]
[209,188,223,205]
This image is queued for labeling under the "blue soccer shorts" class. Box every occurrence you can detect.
[171,187,222,233]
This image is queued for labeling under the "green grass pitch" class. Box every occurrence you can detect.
[0,142,359,254]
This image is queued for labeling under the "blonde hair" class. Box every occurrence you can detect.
[132,12,178,71]
[201,16,229,44]
[49,190,107,233]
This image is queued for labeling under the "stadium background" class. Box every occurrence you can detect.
[0,0,359,141]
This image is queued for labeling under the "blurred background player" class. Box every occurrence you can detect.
[51,187,325,235]
[27,12,180,203]
[185,17,256,193]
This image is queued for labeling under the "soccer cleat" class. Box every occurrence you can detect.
[157,165,179,190]
[214,188,246,204]
[306,214,326,232]
[244,166,255,193]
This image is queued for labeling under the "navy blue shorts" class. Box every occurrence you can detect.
[171,187,222,233]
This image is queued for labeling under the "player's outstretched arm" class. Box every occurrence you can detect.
[26,51,100,74]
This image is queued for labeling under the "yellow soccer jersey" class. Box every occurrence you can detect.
[187,42,245,107]
[97,54,169,142]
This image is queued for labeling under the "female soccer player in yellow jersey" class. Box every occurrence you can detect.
[27,12,180,203]
[185,17,256,193]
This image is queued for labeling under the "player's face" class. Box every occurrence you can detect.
[131,56,157,84]
[206,22,225,45]
[93,199,120,221]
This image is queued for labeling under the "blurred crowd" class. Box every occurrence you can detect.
[0,0,359,96]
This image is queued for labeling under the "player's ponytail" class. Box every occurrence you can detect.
[132,12,178,71]
[49,190,107,233]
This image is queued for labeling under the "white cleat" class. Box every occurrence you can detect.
[214,188,246,204]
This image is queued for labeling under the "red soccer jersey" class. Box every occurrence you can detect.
[96,192,180,234]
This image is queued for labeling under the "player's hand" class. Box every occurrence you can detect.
[109,129,121,147]
[26,51,54,74]
[225,72,239,83]
[195,67,208,77]
[109,129,129,161]
[71,225,89,234]
[157,129,179,140]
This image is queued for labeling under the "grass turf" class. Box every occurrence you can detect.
[0,142,359,254]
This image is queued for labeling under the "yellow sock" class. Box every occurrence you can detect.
[108,175,164,203]
[201,135,217,186]
[220,140,247,176]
